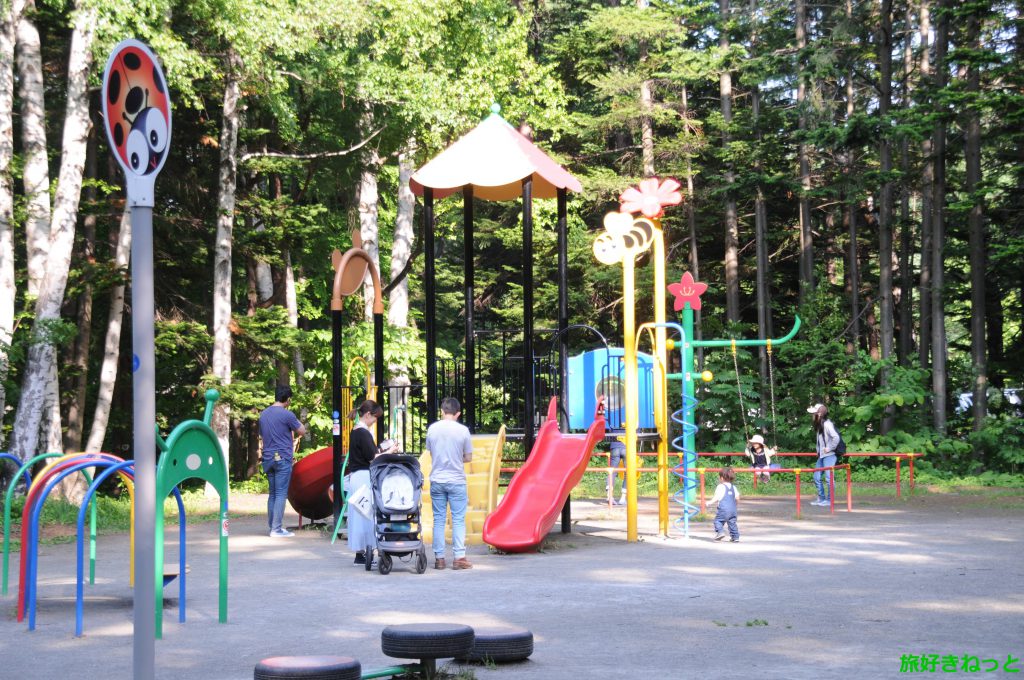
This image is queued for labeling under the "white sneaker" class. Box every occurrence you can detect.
[270,528,295,537]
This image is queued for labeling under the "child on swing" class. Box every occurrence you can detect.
[745,434,775,483]
[707,466,740,542]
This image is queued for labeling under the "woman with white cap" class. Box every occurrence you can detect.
[807,403,840,506]
[745,434,774,482]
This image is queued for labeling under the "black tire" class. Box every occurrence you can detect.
[456,627,533,663]
[378,552,392,575]
[364,546,373,572]
[254,655,360,680]
[380,623,475,660]
[415,548,427,575]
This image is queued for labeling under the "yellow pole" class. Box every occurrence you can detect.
[651,225,669,537]
[624,254,639,542]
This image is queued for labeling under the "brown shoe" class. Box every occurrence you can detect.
[434,558,446,570]
[452,557,473,570]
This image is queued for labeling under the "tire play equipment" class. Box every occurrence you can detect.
[456,626,534,664]
[254,656,361,680]
[380,623,475,679]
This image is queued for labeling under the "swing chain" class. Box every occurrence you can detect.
[732,339,749,440]
[767,339,778,450]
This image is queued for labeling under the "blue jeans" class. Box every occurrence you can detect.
[714,508,739,539]
[264,455,293,533]
[814,454,837,502]
[608,442,626,493]
[431,482,468,559]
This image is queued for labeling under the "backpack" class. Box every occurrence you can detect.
[834,430,847,456]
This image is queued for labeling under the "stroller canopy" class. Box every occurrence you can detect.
[370,454,424,513]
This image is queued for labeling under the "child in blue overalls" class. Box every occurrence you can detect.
[708,467,740,542]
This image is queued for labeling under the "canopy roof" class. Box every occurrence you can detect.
[411,108,582,201]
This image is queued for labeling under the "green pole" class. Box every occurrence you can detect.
[681,304,696,503]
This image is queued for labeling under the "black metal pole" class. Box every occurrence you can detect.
[464,185,475,432]
[331,305,343,531]
[374,310,385,441]
[424,188,437,424]
[557,187,572,533]
[522,176,534,457]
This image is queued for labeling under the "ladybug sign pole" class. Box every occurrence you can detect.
[102,39,171,679]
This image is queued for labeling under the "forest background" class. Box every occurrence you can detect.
[0,0,1021,488]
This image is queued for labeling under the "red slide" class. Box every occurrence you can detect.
[483,398,606,552]
[288,446,334,521]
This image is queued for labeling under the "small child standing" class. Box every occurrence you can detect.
[707,467,740,542]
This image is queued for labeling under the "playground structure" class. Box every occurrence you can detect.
[483,399,606,552]
[1,391,228,637]
[592,177,803,540]
[420,426,506,547]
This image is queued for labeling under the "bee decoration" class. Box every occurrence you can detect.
[593,211,658,265]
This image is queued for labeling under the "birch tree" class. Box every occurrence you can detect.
[84,210,130,453]
[0,0,27,447]
[211,50,242,465]
[9,2,97,461]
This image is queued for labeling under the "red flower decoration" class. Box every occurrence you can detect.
[667,272,708,312]
[619,178,683,218]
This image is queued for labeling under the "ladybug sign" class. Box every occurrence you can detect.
[101,40,171,206]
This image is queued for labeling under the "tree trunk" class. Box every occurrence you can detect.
[918,1,933,378]
[681,84,703,364]
[965,9,986,431]
[898,2,915,366]
[930,1,949,433]
[638,0,654,177]
[796,0,813,307]
[358,149,382,323]
[84,209,130,453]
[389,146,415,329]
[65,115,98,452]
[16,2,64,457]
[878,0,895,434]
[17,2,47,300]
[844,33,861,356]
[211,52,242,467]
[0,0,26,448]
[8,3,96,462]
[720,0,739,323]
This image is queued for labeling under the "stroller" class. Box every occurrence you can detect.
[365,452,428,575]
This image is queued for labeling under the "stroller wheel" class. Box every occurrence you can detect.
[378,552,393,575]
[415,548,427,574]
[364,546,374,572]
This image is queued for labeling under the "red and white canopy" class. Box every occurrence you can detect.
[411,110,582,201]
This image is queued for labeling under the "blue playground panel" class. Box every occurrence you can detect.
[566,348,655,431]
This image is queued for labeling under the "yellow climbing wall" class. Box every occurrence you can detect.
[420,425,505,547]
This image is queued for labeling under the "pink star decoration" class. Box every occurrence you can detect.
[619,178,684,218]
[668,272,708,311]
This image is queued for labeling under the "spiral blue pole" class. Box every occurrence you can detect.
[671,392,700,537]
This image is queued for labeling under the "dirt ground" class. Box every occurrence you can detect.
[1,489,1022,679]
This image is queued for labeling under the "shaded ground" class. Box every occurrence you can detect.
[1,490,1022,679]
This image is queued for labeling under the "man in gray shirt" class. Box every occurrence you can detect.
[426,397,474,570]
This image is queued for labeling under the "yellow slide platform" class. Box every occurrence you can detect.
[420,425,505,547]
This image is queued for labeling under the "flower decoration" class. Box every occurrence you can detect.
[619,177,683,218]
[667,271,708,312]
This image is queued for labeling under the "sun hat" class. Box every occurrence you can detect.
[748,434,765,446]
[806,403,824,414]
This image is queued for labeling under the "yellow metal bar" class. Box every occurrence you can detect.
[623,255,638,542]
[651,226,669,537]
